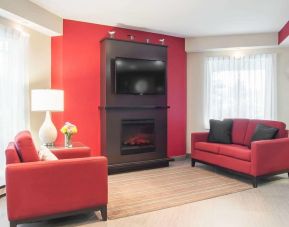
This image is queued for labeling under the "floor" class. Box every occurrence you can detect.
[1,159,289,227]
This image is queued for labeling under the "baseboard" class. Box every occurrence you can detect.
[169,154,187,161]
[108,158,170,174]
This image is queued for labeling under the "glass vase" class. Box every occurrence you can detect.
[64,134,72,147]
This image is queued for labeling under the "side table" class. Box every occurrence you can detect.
[48,142,92,159]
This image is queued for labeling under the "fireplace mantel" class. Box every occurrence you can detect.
[99,105,170,110]
[100,38,170,174]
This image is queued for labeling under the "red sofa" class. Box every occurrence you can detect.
[191,119,289,187]
[5,131,108,227]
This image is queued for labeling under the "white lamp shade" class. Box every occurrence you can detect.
[31,89,64,112]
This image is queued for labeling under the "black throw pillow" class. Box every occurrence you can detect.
[250,124,279,146]
[208,119,233,144]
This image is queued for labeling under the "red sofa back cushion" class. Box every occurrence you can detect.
[231,119,250,145]
[231,119,287,146]
[15,131,39,162]
[5,142,21,164]
[243,120,287,146]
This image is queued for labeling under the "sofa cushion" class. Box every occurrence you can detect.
[38,146,58,161]
[219,144,251,161]
[244,120,286,146]
[195,142,220,154]
[5,142,21,164]
[231,119,249,145]
[15,131,39,162]
[208,119,233,144]
[251,124,279,145]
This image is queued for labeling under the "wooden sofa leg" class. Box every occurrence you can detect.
[252,177,258,188]
[100,205,107,221]
[191,159,196,167]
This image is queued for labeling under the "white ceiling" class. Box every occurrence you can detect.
[30,0,289,38]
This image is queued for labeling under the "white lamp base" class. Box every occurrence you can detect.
[39,111,57,146]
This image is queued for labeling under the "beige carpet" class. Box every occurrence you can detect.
[108,165,252,219]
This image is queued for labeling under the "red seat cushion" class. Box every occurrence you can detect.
[219,144,251,161]
[15,131,39,162]
[195,142,220,154]
[244,120,287,146]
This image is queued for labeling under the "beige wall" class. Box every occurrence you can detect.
[0,0,62,36]
[186,47,289,153]
[0,17,51,147]
[185,33,278,52]
[28,27,51,147]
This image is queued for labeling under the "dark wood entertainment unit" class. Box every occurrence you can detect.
[100,38,170,174]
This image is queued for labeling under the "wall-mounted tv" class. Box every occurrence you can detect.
[115,57,166,95]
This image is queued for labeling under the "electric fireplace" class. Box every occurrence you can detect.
[121,119,155,155]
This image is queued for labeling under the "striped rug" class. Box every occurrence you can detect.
[108,164,252,219]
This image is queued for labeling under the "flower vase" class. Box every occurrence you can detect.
[65,134,72,147]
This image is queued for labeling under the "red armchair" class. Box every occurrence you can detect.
[191,119,289,187]
[5,131,108,227]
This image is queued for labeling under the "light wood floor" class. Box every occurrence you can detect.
[1,159,289,227]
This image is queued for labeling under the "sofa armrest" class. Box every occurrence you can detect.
[6,156,107,221]
[51,147,91,159]
[191,132,209,151]
[251,138,289,176]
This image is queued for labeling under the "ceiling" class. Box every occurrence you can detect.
[30,0,289,38]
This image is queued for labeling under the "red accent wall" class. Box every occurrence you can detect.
[279,21,289,44]
[51,19,186,157]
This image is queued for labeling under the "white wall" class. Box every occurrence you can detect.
[186,47,289,153]
[0,16,51,147]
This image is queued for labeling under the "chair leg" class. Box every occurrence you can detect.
[10,221,17,227]
[252,177,258,188]
[191,159,196,167]
[100,205,107,221]
[287,172,289,178]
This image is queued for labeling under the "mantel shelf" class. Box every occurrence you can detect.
[100,38,168,48]
[99,105,170,110]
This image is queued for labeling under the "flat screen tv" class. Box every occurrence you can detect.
[115,57,166,95]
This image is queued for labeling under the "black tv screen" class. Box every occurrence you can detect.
[115,57,166,95]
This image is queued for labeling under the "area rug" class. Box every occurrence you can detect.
[108,164,252,219]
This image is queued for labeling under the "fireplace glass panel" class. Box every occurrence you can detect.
[121,119,155,155]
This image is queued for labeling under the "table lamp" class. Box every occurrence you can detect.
[31,89,64,146]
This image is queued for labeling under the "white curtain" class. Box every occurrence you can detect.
[204,54,277,129]
[0,25,29,186]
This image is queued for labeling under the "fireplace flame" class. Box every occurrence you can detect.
[123,133,152,146]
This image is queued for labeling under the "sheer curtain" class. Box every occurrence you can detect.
[0,25,29,186]
[204,54,277,129]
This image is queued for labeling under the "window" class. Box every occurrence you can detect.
[204,54,277,128]
[0,25,29,185]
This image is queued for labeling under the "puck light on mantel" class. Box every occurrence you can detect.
[159,38,165,45]
[108,30,116,38]
[128,35,135,40]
